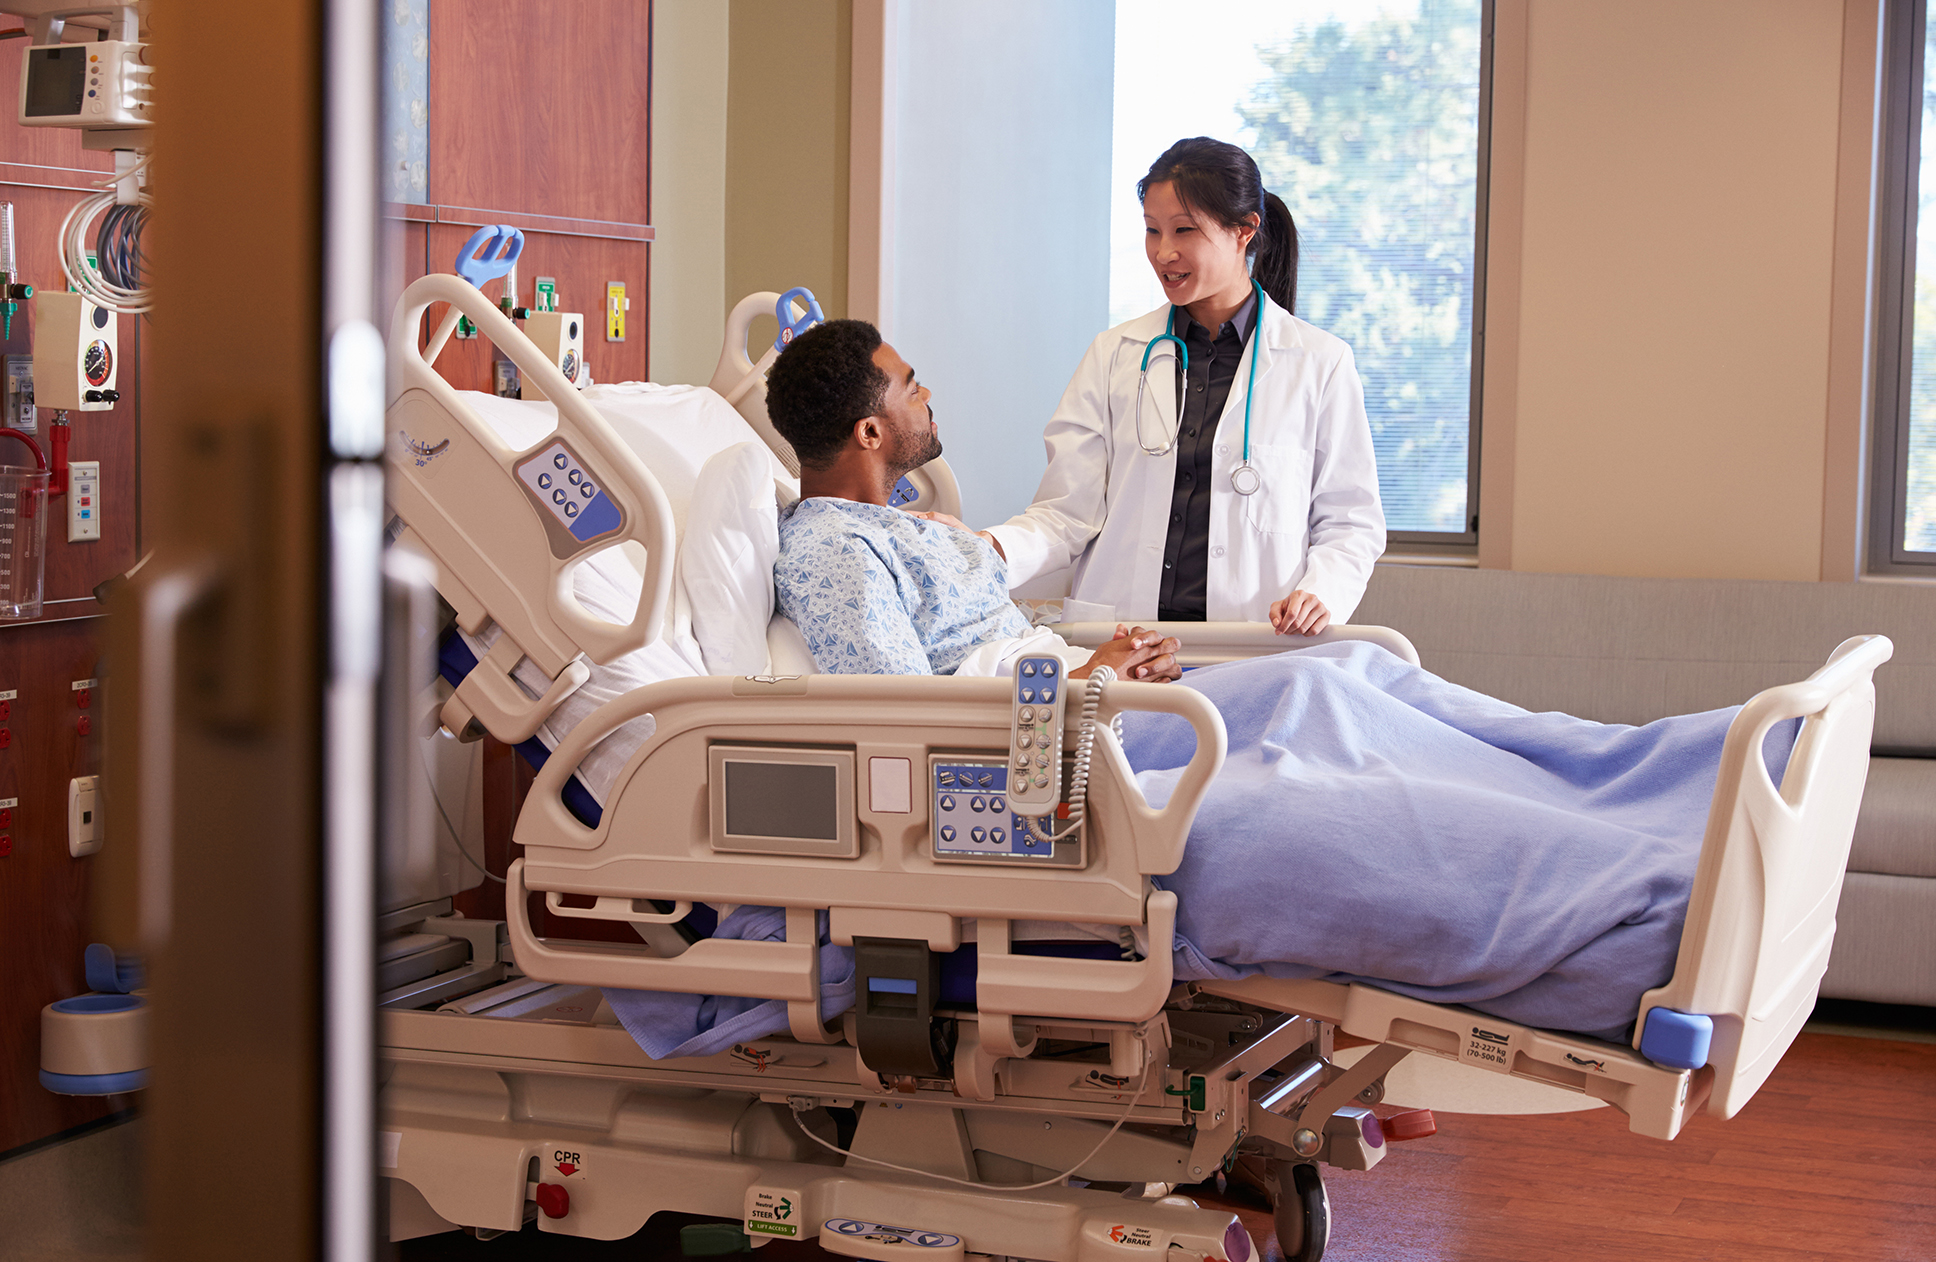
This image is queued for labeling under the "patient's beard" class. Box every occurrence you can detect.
[888,416,943,483]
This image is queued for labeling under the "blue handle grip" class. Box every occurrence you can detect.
[774,286,824,352]
[455,224,524,289]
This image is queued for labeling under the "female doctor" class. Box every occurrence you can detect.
[978,137,1385,636]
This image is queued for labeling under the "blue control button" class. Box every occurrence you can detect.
[990,827,1006,844]
[553,453,569,469]
[977,771,993,787]
[970,827,986,844]
[991,797,1004,813]
[1040,687,1055,703]
[1021,663,1036,677]
[969,797,985,812]
[940,825,956,842]
[564,501,578,517]
[568,469,582,485]
[1041,662,1056,677]
[939,795,954,811]
[538,473,552,489]
[1020,688,1035,703]
[581,482,595,497]
[552,489,567,505]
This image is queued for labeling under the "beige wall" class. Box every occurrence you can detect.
[725,0,852,335]
[649,0,731,387]
[1497,0,1854,580]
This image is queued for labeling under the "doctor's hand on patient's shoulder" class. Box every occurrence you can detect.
[1073,626,1182,683]
[901,508,969,531]
[1270,590,1331,637]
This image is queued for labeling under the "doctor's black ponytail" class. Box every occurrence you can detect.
[1139,137,1299,314]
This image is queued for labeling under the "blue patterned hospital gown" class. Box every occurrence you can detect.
[775,497,1031,674]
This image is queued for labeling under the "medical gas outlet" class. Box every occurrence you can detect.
[67,460,99,542]
[34,291,118,411]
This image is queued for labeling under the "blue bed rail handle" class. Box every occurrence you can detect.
[773,286,824,352]
[1640,1008,1714,1070]
[455,224,524,290]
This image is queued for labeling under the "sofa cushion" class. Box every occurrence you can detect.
[1849,758,1936,879]
[1355,566,1936,750]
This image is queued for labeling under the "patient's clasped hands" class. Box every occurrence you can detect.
[1073,624,1182,683]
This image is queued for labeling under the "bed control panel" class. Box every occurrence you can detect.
[1005,655,1065,812]
[928,756,1082,868]
[513,438,624,556]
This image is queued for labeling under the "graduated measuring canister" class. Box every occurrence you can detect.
[0,427,50,619]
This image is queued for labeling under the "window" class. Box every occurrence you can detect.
[1874,0,1936,572]
[1111,0,1491,547]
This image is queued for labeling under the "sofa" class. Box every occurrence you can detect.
[1354,565,1936,1008]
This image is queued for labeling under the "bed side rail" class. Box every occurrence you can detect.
[386,273,677,741]
[1638,634,1892,1119]
[504,674,1225,1027]
[708,289,962,518]
[1059,622,1422,670]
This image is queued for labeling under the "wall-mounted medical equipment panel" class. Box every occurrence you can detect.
[17,41,152,131]
[33,290,117,411]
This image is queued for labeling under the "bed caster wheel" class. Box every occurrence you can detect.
[1270,1160,1329,1262]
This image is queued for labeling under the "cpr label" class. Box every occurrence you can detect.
[551,1149,585,1177]
[745,1186,801,1238]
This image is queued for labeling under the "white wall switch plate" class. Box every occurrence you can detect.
[67,460,101,542]
[69,775,101,857]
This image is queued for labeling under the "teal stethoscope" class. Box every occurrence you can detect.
[1134,278,1264,496]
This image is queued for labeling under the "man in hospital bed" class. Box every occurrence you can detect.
[730,317,1798,1049]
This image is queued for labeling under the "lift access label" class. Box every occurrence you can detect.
[745,1186,803,1238]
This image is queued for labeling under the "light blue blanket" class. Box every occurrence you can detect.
[607,642,1788,1057]
[1125,643,1793,1041]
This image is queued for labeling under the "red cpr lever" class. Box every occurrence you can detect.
[533,1183,569,1219]
[1380,1109,1437,1142]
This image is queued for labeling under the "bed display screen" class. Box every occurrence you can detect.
[724,761,840,840]
[24,47,87,118]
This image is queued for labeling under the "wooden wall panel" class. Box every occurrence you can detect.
[419,223,647,393]
[0,22,147,1154]
[0,616,115,1153]
[427,0,651,223]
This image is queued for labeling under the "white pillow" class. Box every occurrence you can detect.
[678,442,798,674]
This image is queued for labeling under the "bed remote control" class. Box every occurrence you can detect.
[1007,655,1065,812]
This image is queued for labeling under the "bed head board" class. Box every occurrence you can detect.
[386,272,677,743]
[708,289,963,519]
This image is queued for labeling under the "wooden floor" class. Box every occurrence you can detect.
[396,1030,1936,1262]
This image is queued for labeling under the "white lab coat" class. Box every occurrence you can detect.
[987,294,1386,624]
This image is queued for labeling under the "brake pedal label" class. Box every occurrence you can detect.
[745,1186,802,1238]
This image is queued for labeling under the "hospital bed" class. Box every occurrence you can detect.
[377,273,1890,1260]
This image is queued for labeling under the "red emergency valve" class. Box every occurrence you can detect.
[0,808,11,827]
[0,728,11,748]
[1380,1109,1437,1142]
[0,833,11,856]
[533,1183,569,1219]
[76,715,91,735]
[0,700,10,720]
[77,689,90,709]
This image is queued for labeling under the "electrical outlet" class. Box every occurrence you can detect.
[69,776,100,857]
[5,354,34,433]
[67,460,100,541]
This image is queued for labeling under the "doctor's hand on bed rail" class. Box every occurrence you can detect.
[1270,589,1331,636]
[1072,625,1182,682]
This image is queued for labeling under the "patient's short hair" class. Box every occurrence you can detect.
[765,318,888,470]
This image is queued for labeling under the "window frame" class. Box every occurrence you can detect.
[1870,0,1936,574]
[1380,0,1495,557]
